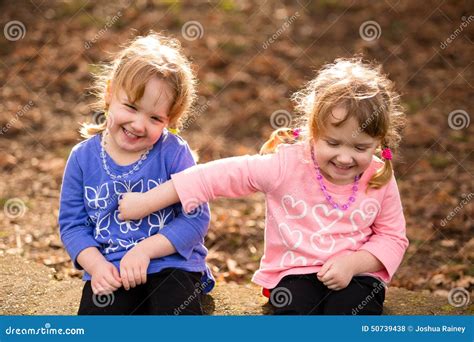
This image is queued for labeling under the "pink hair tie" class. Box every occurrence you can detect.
[381,147,392,160]
[292,128,301,139]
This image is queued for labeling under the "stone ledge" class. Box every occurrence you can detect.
[1,255,471,315]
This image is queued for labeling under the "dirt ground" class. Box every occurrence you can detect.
[1,254,471,315]
[0,0,472,306]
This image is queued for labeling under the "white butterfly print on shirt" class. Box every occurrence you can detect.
[147,210,174,236]
[113,179,144,234]
[117,237,146,250]
[104,238,119,254]
[113,179,144,195]
[114,210,142,234]
[94,213,111,239]
[85,183,110,209]
[147,179,174,236]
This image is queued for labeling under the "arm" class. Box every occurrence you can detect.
[59,150,121,294]
[118,179,179,220]
[317,250,383,291]
[119,233,177,290]
[348,250,384,274]
[59,150,102,269]
[119,142,211,289]
[119,150,286,220]
[357,175,409,281]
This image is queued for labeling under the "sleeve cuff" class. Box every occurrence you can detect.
[159,227,193,260]
[358,242,401,280]
[65,235,101,270]
[171,171,208,214]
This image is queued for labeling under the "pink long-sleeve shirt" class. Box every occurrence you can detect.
[171,142,409,289]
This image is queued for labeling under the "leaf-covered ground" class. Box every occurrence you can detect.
[0,1,472,302]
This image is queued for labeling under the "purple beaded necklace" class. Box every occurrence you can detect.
[310,144,359,211]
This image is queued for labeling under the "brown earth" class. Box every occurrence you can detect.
[1,255,472,315]
[0,0,472,312]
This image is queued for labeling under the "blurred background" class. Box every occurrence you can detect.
[0,0,472,302]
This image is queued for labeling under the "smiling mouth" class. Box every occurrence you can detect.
[122,127,141,140]
[331,161,354,170]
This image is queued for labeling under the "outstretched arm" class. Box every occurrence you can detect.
[119,151,286,221]
[118,179,178,221]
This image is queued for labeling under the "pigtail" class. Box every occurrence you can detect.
[368,143,395,189]
[260,128,301,155]
[79,122,107,139]
[79,109,108,139]
[368,158,393,189]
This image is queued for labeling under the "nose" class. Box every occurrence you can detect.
[335,152,354,165]
[129,114,146,135]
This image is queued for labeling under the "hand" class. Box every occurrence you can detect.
[118,192,151,221]
[89,260,122,295]
[119,245,150,290]
[317,254,355,291]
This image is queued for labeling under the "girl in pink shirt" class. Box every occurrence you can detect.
[118,57,409,315]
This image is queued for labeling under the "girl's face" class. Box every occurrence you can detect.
[313,106,380,185]
[106,76,173,155]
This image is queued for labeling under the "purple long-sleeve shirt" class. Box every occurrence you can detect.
[58,129,214,292]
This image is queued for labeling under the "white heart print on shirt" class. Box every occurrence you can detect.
[348,198,381,244]
[310,204,343,253]
[310,231,336,254]
[281,195,307,219]
[280,251,307,268]
[350,198,380,230]
[312,204,343,231]
[278,223,303,250]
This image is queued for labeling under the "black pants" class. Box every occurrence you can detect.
[270,274,385,315]
[78,268,204,315]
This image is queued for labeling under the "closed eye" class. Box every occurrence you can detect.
[124,103,137,111]
[151,116,164,123]
[326,140,339,147]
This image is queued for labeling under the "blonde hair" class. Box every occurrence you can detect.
[262,57,405,189]
[80,31,196,138]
